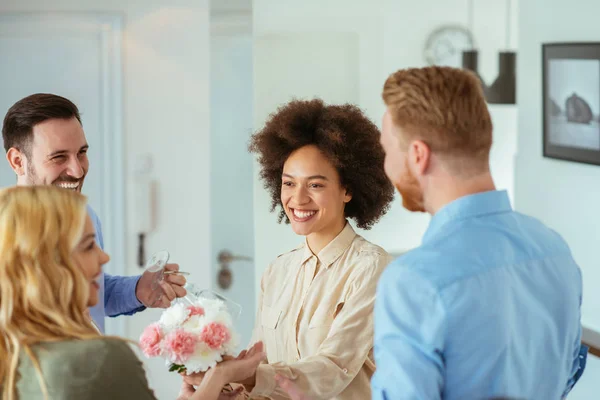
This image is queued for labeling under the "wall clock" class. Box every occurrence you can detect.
[424,25,475,68]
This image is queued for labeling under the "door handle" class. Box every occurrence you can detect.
[217,250,253,265]
[216,250,253,290]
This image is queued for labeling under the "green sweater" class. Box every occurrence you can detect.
[5,338,157,400]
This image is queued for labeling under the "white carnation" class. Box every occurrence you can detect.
[159,303,190,330]
[197,298,228,313]
[222,330,240,355]
[182,315,207,334]
[184,342,222,374]
[204,308,234,328]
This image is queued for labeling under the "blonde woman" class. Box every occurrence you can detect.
[0,186,264,400]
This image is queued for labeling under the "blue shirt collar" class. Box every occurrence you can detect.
[423,190,512,243]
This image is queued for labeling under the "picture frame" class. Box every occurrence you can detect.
[543,42,600,166]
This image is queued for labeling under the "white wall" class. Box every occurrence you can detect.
[515,0,600,333]
[0,1,210,399]
[382,0,519,85]
[253,0,519,293]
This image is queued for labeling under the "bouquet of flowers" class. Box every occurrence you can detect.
[139,290,240,375]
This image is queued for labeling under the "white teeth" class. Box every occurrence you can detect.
[293,209,317,219]
[55,182,79,190]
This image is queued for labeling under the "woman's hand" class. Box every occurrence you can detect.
[176,382,244,400]
[217,386,245,399]
[275,374,311,400]
[181,342,266,400]
[176,382,196,400]
[217,341,265,385]
[182,342,264,387]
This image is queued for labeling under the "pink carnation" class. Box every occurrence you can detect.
[199,322,231,350]
[187,305,205,317]
[140,323,163,357]
[163,329,198,363]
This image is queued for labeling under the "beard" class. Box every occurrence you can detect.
[25,162,40,185]
[26,163,84,192]
[396,160,425,212]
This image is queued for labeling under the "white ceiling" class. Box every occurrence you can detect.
[211,0,252,13]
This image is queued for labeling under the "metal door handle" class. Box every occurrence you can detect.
[217,250,253,265]
[216,249,252,290]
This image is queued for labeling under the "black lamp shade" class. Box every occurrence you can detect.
[487,51,516,104]
[462,50,488,90]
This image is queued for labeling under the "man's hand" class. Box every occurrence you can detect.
[136,263,187,308]
[275,375,311,400]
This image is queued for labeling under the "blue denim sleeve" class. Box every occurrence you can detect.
[562,344,588,398]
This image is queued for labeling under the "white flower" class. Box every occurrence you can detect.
[197,298,228,314]
[184,342,223,374]
[182,315,207,334]
[222,330,240,355]
[204,308,233,328]
[159,303,190,330]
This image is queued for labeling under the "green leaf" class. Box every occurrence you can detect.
[168,364,179,372]
[168,363,187,374]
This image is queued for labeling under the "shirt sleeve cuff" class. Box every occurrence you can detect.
[249,363,277,397]
[127,275,145,307]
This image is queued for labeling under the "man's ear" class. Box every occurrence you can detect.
[407,140,431,177]
[7,147,26,176]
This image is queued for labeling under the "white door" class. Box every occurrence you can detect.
[0,13,127,336]
[210,15,256,350]
[0,6,211,400]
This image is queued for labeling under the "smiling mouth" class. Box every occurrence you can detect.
[54,181,80,191]
[91,272,102,287]
[290,208,318,222]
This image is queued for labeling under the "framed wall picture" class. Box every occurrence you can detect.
[543,43,600,166]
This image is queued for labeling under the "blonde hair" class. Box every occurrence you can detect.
[0,186,100,400]
[382,66,493,174]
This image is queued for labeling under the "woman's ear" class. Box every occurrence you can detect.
[343,189,352,203]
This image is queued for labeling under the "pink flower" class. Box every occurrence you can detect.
[199,322,231,350]
[163,329,198,363]
[187,305,205,317]
[140,323,163,357]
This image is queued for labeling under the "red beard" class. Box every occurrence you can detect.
[396,161,425,212]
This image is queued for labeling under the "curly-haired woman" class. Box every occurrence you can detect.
[237,98,394,399]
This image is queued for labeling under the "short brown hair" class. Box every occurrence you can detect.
[249,98,394,230]
[382,66,492,172]
[2,93,82,157]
